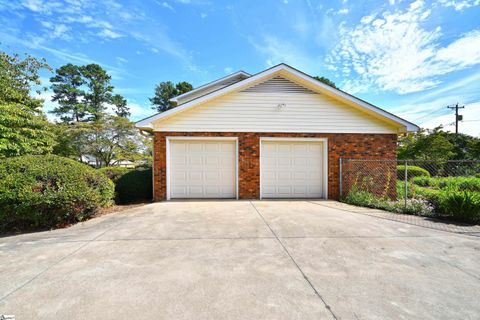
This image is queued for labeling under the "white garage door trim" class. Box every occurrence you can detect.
[259,137,328,199]
[166,136,238,200]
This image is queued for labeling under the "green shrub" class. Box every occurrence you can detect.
[437,190,480,223]
[397,165,430,180]
[98,166,130,183]
[437,177,480,192]
[411,176,436,187]
[115,168,152,204]
[344,188,434,216]
[412,176,480,192]
[342,189,395,211]
[0,155,114,232]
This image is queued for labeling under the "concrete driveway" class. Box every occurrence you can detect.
[1,201,479,320]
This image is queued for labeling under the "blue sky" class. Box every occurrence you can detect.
[1,0,480,135]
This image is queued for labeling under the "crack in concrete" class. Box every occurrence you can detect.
[249,201,338,320]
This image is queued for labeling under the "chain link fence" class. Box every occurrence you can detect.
[339,159,480,226]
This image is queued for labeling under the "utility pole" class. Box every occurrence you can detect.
[447,103,465,134]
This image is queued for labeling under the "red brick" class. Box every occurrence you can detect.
[153,132,397,201]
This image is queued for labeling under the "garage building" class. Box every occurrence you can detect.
[136,64,418,201]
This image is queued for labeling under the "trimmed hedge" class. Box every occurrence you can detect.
[115,168,152,204]
[98,166,130,183]
[0,155,114,232]
[397,165,430,180]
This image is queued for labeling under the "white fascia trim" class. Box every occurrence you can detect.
[170,71,251,103]
[165,136,238,141]
[260,137,329,142]
[136,65,290,129]
[259,137,329,200]
[136,64,418,132]
[278,67,419,132]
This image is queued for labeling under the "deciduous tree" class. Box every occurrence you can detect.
[0,51,50,111]
[57,115,145,167]
[0,51,55,158]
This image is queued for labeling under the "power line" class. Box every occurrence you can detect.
[413,106,448,122]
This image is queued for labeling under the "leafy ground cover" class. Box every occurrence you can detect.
[343,174,480,224]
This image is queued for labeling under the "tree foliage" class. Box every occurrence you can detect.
[0,51,55,158]
[0,51,50,111]
[50,63,86,122]
[111,94,130,118]
[0,103,56,158]
[398,127,480,160]
[57,115,145,167]
[80,63,114,119]
[50,63,127,122]
[313,76,337,89]
[150,81,193,112]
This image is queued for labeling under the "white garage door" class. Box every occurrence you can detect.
[169,139,236,199]
[261,140,325,198]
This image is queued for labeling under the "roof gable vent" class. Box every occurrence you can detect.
[241,76,316,94]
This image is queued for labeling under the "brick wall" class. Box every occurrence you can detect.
[153,132,397,201]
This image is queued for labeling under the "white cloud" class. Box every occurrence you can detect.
[2,0,200,72]
[337,8,349,15]
[161,2,175,11]
[435,30,480,68]
[224,67,233,74]
[327,1,480,94]
[251,35,322,73]
[51,24,70,39]
[116,56,128,65]
[200,12,207,18]
[21,0,62,14]
[438,0,480,11]
[97,28,123,39]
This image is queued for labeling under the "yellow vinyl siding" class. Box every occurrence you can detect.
[153,89,399,133]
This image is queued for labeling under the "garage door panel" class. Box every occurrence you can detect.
[261,140,324,199]
[188,143,203,152]
[278,172,291,180]
[170,140,236,199]
[293,186,307,195]
[293,172,307,180]
[171,171,187,182]
[221,143,235,152]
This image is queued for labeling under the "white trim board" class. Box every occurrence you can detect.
[165,136,239,200]
[259,137,328,200]
[136,64,418,132]
[170,71,251,104]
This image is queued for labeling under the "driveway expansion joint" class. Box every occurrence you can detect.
[249,201,338,320]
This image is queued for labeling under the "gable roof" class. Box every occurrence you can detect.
[136,64,419,132]
[171,70,250,105]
